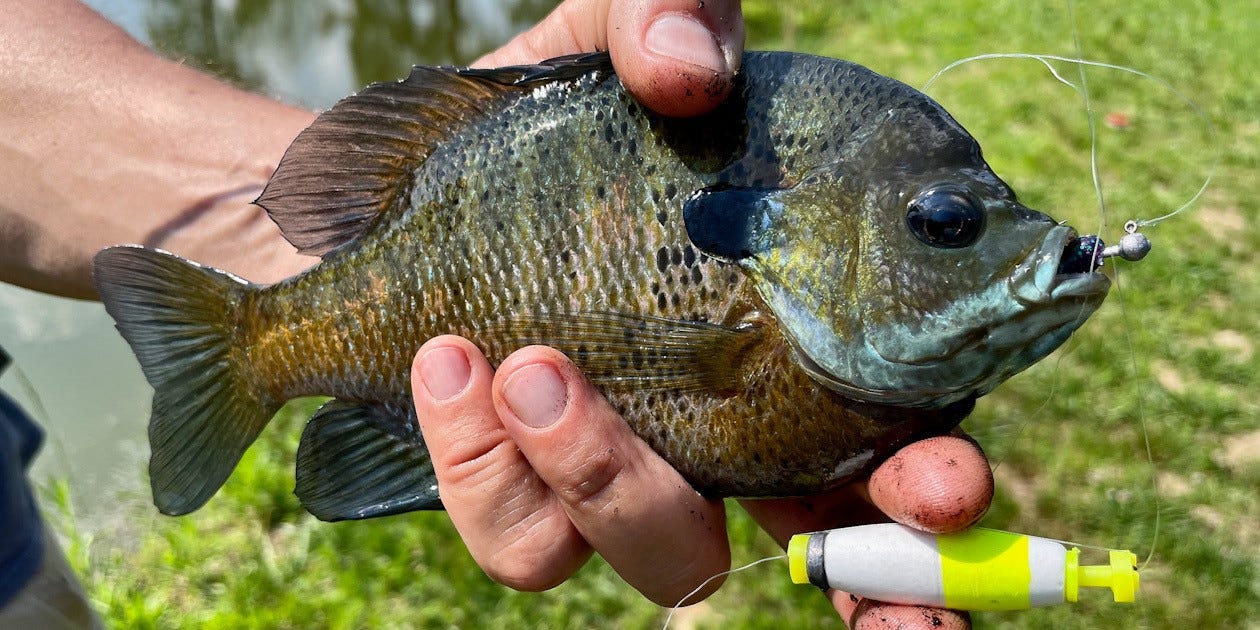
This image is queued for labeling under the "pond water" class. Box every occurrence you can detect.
[0,0,556,524]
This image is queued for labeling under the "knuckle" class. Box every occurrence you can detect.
[418,400,513,477]
[551,445,626,511]
[440,438,519,488]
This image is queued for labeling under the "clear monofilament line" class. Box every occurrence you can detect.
[924,0,1195,576]
[9,363,74,478]
[922,54,1218,229]
[1067,0,1161,572]
[1066,0,1109,251]
[987,347,1064,475]
[1110,261,1163,572]
[660,554,786,630]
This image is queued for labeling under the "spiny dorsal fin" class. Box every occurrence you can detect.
[256,52,613,257]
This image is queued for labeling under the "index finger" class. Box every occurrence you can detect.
[491,346,732,607]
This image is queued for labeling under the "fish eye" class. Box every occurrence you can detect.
[905,186,986,248]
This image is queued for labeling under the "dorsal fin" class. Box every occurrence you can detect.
[256,53,613,257]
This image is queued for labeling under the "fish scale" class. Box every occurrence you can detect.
[93,52,1109,520]
[232,56,964,499]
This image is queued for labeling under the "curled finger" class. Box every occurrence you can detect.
[491,345,731,606]
[412,336,590,591]
[867,435,993,533]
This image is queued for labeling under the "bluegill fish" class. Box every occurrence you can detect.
[93,52,1110,521]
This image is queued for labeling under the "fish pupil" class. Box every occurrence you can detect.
[905,186,986,248]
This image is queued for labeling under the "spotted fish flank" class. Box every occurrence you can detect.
[93,52,1110,521]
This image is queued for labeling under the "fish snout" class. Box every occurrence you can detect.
[1011,225,1111,305]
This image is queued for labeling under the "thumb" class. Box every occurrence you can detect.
[607,0,745,117]
[474,0,745,118]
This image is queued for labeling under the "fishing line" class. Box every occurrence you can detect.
[922,52,1219,230]
[1065,0,1107,247]
[9,364,52,428]
[0,352,86,534]
[922,0,1219,579]
[1064,0,1162,573]
[662,8,1205,623]
[985,342,1066,474]
[659,554,785,630]
[1107,256,1161,571]
[6,362,81,493]
[653,43,1194,627]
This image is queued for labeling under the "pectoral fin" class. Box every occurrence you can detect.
[295,399,441,521]
[490,312,770,396]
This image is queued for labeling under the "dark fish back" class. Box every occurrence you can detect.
[240,53,966,497]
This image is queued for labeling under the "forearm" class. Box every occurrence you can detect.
[0,0,317,299]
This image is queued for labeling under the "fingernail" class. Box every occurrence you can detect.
[503,363,569,429]
[645,13,730,74]
[418,347,471,401]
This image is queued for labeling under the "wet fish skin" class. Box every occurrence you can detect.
[93,52,1108,520]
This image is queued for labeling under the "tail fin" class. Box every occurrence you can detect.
[93,246,279,515]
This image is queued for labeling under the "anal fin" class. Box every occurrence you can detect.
[295,399,441,521]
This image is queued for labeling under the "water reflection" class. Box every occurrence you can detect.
[144,0,558,108]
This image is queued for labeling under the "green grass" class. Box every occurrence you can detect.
[49,403,837,629]
[50,0,1259,627]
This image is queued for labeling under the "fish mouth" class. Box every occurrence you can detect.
[780,225,1113,409]
[791,225,1113,409]
[1012,225,1111,304]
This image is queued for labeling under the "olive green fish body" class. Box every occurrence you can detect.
[94,52,1107,519]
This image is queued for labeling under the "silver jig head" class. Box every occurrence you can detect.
[1101,221,1152,262]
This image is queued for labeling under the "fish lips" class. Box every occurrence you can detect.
[788,224,1111,409]
[909,223,1111,376]
[1012,224,1112,304]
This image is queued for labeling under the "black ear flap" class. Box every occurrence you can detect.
[683,183,783,261]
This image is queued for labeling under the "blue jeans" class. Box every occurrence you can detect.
[0,352,100,628]
[0,387,45,608]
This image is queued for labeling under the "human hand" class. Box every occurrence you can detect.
[412,338,732,605]
[417,2,992,626]
[742,436,992,629]
[411,337,994,628]
[406,0,747,607]
[474,0,745,118]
